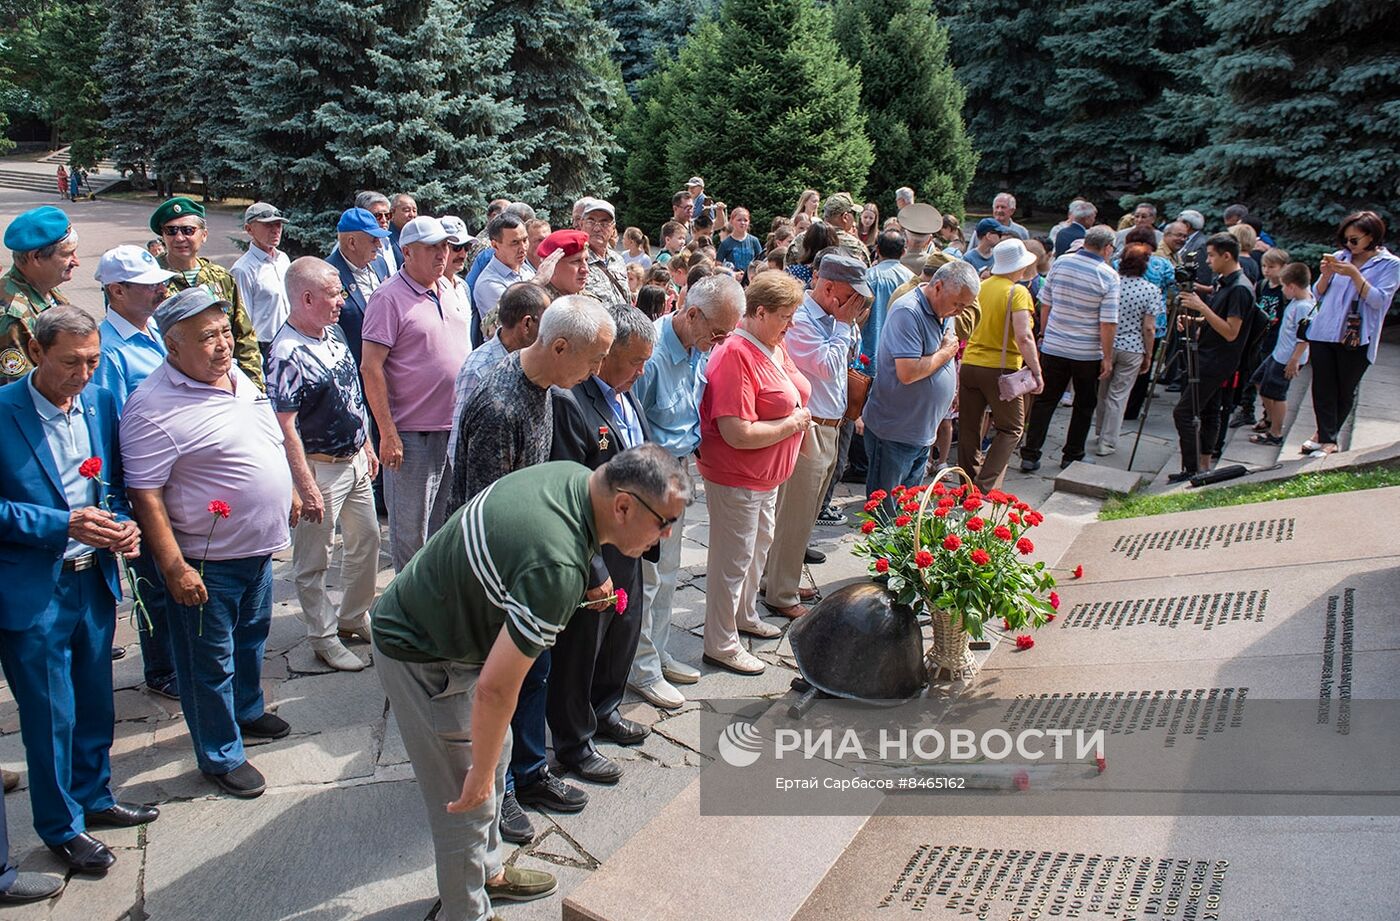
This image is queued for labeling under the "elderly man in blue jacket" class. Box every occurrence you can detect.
[0,306,159,875]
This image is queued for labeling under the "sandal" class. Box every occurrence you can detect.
[1250,432,1283,446]
[1252,418,1270,433]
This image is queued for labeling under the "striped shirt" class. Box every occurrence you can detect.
[1039,250,1120,361]
[370,461,598,663]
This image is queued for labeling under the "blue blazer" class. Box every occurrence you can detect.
[325,247,390,367]
[0,379,128,629]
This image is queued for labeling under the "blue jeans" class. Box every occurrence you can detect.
[166,555,273,775]
[132,549,176,690]
[864,430,930,511]
[0,568,116,844]
[506,651,550,792]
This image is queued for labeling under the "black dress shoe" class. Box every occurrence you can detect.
[0,871,63,904]
[239,712,290,739]
[499,790,535,844]
[596,713,649,746]
[515,767,588,813]
[559,750,623,784]
[86,802,159,828]
[803,546,827,565]
[48,832,115,874]
[204,761,266,798]
[110,646,126,660]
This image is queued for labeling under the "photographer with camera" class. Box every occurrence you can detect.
[1167,233,1256,483]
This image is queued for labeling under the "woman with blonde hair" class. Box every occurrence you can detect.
[792,189,819,223]
[698,272,811,675]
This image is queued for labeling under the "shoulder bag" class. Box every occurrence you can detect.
[996,284,1038,401]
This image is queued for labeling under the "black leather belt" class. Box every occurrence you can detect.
[62,553,96,572]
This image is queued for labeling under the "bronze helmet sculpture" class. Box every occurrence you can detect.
[788,582,927,701]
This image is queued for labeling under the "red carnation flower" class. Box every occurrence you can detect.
[860,520,877,534]
[1002,617,1012,630]
[859,353,871,364]
[1095,756,1107,773]
[970,548,990,565]
[78,456,103,480]
[988,489,1009,504]
[1073,564,1084,579]
[1015,502,1030,512]
[933,507,948,518]
[1025,511,1043,527]
[1015,634,1034,650]
[994,525,1013,541]
[1016,537,1034,555]
[869,489,888,502]
[874,558,890,573]
[1014,769,1030,791]
[965,516,984,532]
[1049,591,1060,610]
[863,498,880,512]
[1046,612,1056,622]
[892,485,906,497]
[942,534,961,551]
[962,497,982,512]
[1008,512,1022,525]
[894,514,912,527]
[208,500,231,519]
[937,496,956,509]
[915,550,934,568]
[614,588,629,614]
[932,483,946,496]
[903,500,920,512]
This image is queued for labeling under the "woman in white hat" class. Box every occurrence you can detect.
[957,238,1044,490]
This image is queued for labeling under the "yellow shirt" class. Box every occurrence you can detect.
[963,275,1035,371]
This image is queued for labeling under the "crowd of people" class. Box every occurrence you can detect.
[0,175,1393,916]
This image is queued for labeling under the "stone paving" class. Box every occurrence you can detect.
[0,185,1191,920]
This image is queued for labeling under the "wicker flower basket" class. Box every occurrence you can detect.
[914,465,980,682]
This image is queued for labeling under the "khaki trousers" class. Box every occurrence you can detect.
[702,479,778,658]
[958,364,1027,492]
[761,426,838,607]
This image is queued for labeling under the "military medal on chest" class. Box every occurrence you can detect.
[598,425,610,451]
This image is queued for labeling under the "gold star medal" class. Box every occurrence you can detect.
[598,425,610,452]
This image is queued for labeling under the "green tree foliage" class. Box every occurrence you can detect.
[935,0,1055,210]
[621,0,872,232]
[31,0,107,168]
[832,0,975,218]
[594,0,718,90]
[146,0,203,193]
[188,0,247,198]
[98,0,161,181]
[477,0,625,220]
[1143,0,1400,245]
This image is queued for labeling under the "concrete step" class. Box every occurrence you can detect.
[37,148,118,172]
[0,169,57,192]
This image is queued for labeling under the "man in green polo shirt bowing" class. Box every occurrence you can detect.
[372,444,689,921]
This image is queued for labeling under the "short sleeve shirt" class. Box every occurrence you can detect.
[266,323,368,457]
[1198,270,1254,363]
[697,333,811,491]
[963,275,1035,371]
[716,234,764,273]
[1114,277,1159,354]
[361,271,472,432]
[862,287,956,448]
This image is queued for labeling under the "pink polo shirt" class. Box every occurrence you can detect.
[361,270,472,432]
[120,363,292,561]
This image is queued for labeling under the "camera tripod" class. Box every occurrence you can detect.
[1128,294,1202,470]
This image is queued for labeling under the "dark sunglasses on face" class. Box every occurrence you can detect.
[450,243,469,252]
[162,225,200,237]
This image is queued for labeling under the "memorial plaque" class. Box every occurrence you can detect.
[999,559,1400,669]
[798,814,1400,920]
[1059,487,1400,582]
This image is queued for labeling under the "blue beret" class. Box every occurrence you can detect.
[4,206,73,253]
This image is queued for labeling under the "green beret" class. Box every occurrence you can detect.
[149,196,206,234]
[4,206,72,253]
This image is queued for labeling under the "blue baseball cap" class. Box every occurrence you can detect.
[4,206,73,252]
[975,217,1013,237]
[337,207,391,238]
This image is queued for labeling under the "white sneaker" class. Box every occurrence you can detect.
[314,639,366,672]
[702,649,766,675]
[738,620,782,639]
[1096,443,1115,456]
[661,660,701,685]
[629,679,685,710]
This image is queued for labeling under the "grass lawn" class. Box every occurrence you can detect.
[1098,467,1400,520]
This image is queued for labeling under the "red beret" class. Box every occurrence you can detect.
[537,229,590,260]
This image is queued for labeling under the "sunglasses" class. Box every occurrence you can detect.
[621,489,679,529]
[1345,236,1367,246]
[450,243,469,252]
[162,225,200,237]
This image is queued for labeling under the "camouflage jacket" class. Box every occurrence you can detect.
[160,256,265,389]
[0,266,69,385]
[584,248,631,308]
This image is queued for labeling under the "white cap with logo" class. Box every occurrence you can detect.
[94,245,177,286]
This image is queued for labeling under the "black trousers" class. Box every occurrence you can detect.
[546,552,644,764]
[1022,353,1101,465]
[1174,357,1234,472]
[1309,341,1371,444]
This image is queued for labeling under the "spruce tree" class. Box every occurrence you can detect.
[477,0,625,220]
[594,0,718,90]
[657,0,873,228]
[32,0,107,169]
[832,0,975,218]
[935,0,1055,211]
[615,47,701,230]
[147,0,203,194]
[188,0,248,199]
[1144,0,1400,244]
[98,0,161,184]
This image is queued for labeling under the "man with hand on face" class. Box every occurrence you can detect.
[267,258,381,673]
[361,216,472,572]
[537,229,591,298]
[547,306,660,786]
[0,307,154,876]
[230,202,291,357]
[760,251,870,619]
[122,288,299,800]
[151,197,263,388]
[1,206,80,385]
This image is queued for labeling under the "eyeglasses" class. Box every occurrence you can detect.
[585,215,615,227]
[1345,236,1366,246]
[450,243,469,252]
[621,489,679,529]
[162,225,200,237]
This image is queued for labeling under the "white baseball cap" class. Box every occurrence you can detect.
[439,215,469,241]
[398,216,467,247]
[94,244,177,286]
